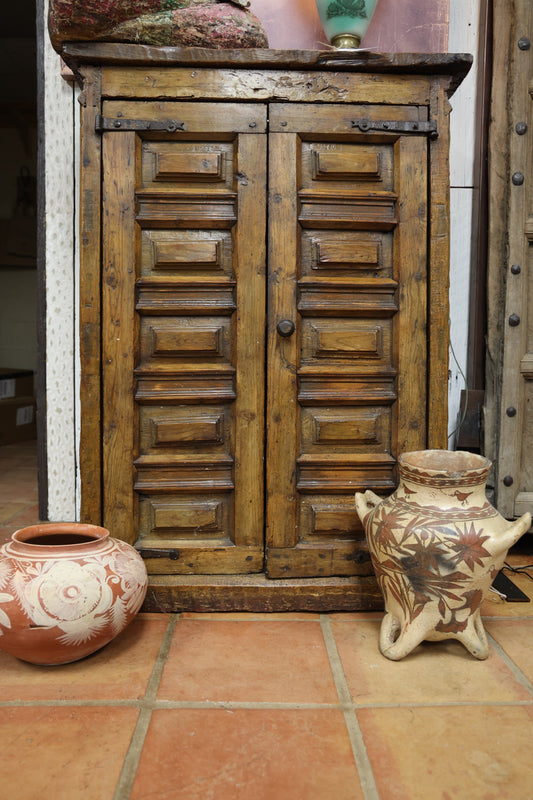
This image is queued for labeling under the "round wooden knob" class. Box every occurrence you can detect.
[277,320,295,337]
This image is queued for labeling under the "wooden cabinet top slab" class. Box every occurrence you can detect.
[61,44,472,97]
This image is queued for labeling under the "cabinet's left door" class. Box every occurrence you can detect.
[100,102,267,575]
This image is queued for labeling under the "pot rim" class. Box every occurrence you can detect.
[11,522,110,547]
[398,449,491,480]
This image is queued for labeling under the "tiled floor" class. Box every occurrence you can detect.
[1,440,533,799]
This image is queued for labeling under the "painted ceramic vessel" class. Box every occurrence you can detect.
[315,0,379,49]
[0,523,148,665]
[355,450,531,660]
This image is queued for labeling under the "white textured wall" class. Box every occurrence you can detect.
[448,0,481,445]
[43,0,78,519]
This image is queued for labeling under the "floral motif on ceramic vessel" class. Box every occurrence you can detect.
[326,0,368,20]
[0,538,146,648]
[367,499,499,637]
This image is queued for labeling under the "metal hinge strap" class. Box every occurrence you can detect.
[95,115,186,132]
[351,117,438,138]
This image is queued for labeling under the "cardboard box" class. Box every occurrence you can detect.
[0,396,37,445]
[0,368,34,400]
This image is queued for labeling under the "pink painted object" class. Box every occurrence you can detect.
[48,0,268,50]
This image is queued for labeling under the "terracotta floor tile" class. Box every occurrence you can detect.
[0,502,28,523]
[358,705,533,800]
[331,618,531,705]
[5,502,41,528]
[0,525,19,545]
[0,706,139,800]
[158,618,338,703]
[131,708,364,800]
[0,615,170,701]
[0,481,39,504]
[485,619,533,683]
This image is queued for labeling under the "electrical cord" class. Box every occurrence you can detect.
[503,561,533,582]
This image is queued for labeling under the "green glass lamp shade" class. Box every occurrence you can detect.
[315,0,379,49]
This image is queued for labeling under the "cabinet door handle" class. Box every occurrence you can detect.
[277,320,295,337]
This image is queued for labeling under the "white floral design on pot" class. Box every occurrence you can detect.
[0,523,148,665]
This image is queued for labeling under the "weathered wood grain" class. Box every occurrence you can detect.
[79,66,103,523]
[74,47,469,607]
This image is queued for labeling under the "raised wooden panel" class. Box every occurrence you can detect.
[139,495,228,539]
[301,407,391,453]
[140,406,228,452]
[299,496,364,540]
[303,143,393,189]
[142,142,232,188]
[301,230,392,278]
[141,231,228,275]
[301,319,392,365]
[153,325,223,358]
[154,239,219,268]
[140,317,231,365]
[313,150,381,181]
[155,151,223,182]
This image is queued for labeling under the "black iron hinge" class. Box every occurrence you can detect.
[95,115,186,133]
[351,117,438,138]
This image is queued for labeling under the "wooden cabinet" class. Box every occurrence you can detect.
[64,45,471,611]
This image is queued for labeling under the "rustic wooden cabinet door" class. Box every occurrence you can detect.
[69,47,472,607]
[101,102,268,574]
[265,104,428,577]
[101,99,429,579]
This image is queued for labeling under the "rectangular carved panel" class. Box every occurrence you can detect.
[302,142,393,190]
[139,495,229,539]
[154,240,219,269]
[140,231,232,277]
[154,152,223,182]
[140,317,231,365]
[317,239,380,268]
[142,142,233,188]
[152,325,223,358]
[299,496,365,540]
[313,150,381,182]
[301,319,392,365]
[301,407,391,453]
[301,230,393,278]
[140,406,228,453]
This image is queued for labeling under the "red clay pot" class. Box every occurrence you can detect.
[0,523,147,665]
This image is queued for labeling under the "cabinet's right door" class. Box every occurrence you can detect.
[266,103,429,578]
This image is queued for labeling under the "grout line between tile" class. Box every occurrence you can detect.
[320,614,381,800]
[3,697,533,710]
[112,612,180,800]
[486,631,533,698]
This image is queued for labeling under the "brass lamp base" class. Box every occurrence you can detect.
[330,33,361,49]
